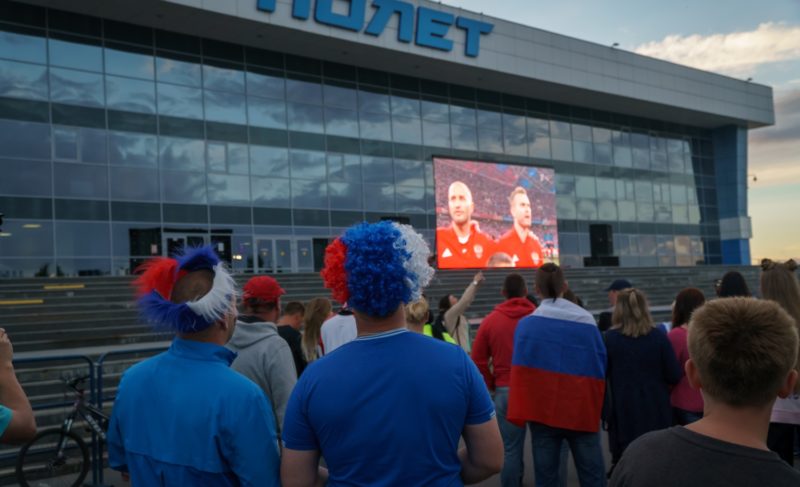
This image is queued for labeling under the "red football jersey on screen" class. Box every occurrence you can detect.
[497,229,543,268]
[436,223,496,269]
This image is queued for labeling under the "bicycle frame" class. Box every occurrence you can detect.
[57,385,109,454]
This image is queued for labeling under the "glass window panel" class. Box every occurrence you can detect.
[503,113,526,133]
[396,186,425,212]
[451,124,477,150]
[359,112,391,140]
[248,95,286,128]
[559,233,579,254]
[363,183,395,211]
[530,136,550,159]
[56,257,111,276]
[50,68,104,107]
[391,95,420,118]
[79,127,106,164]
[422,120,450,147]
[156,56,201,87]
[329,181,363,209]
[323,83,357,109]
[655,203,672,223]
[634,181,653,202]
[251,176,290,207]
[613,146,632,167]
[159,137,205,171]
[203,64,244,93]
[392,115,422,144]
[328,153,360,181]
[593,127,611,143]
[324,107,358,137]
[556,195,577,219]
[551,138,572,161]
[0,158,51,196]
[577,199,598,220]
[358,89,390,114]
[504,129,527,156]
[0,220,53,257]
[637,203,654,221]
[292,179,327,208]
[207,142,226,172]
[671,184,687,204]
[594,143,612,164]
[290,150,326,180]
[421,99,449,122]
[572,123,592,142]
[672,204,689,224]
[573,141,593,163]
[53,162,108,198]
[53,127,78,160]
[49,38,102,71]
[598,200,617,220]
[250,145,289,177]
[632,148,650,169]
[394,159,424,187]
[158,83,203,119]
[105,48,155,80]
[208,173,250,204]
[362,156,393,183]
[108,132,157,167]
[651,151,668,172]
[529,117,549,136]
[450,104,476,126]
[555,174,575,196]
[478,128,503,153]
[204,90,246,124]
[286,78,322,104]
[0,59,47,100]
[0,30,46,63]
[596,178,615,199]
[638,235,657,256]
[688,205,701,224]
[0,120,49,159]
[106,75,156,113]
[287,102,324,133]
[656,235,675,256]
[110,166,159,201]
[246,70,284,98]
[575,176,597,198]
[161,170,207,203]
[618,201,636,221]
[228,144,248,175]
[55,222,110,257]
[477,109,501,127]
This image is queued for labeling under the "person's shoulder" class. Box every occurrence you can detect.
[624,427,681,459]
[497,229,515,243]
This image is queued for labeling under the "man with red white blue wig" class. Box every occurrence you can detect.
[107,246,280,486]
[281,221,504,486]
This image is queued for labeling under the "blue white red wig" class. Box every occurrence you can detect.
[321,221,434,318]
[133,246,237,333]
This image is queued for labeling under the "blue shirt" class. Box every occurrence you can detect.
[283,328,495,486]
[0,405,11,437]
[107,338,280,486]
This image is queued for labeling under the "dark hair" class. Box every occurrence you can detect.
[282,301,305,316]
[438,295,453,313]
[672,288,706,328]
[718,271,751,298]
[563,288,584,308]
[535,263,565,302]
[503,273,527,299]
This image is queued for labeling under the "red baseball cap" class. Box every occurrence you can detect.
[242,276,285,303]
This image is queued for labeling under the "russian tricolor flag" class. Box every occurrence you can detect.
[507,298,607,433]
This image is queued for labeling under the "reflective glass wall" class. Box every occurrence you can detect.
[0,3,720,277]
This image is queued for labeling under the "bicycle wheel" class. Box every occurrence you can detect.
[16,428,90,487]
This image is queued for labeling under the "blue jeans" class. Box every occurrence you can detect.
[494,387,526,487]
[529,422,606,487]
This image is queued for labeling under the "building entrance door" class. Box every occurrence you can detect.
[163,233,207,258]
[255,237,316,273]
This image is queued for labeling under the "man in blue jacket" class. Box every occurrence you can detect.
[107,247,280,486]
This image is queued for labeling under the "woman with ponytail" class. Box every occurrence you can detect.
[605,288,682,475]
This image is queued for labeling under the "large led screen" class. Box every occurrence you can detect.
[434,157,559,269]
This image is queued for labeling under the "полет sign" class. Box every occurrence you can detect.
[256,0,494,57]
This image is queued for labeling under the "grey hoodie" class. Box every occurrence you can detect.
[227,317,297,434]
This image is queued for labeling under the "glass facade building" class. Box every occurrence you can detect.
[0,3,745,277]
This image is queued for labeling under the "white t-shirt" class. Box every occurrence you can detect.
[321,313,357,354]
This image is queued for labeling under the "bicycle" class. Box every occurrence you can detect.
[15,374,108,487]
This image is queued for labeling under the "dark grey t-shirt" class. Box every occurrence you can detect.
[610,426,800,487]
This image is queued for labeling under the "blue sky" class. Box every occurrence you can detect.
[443,0,800,261]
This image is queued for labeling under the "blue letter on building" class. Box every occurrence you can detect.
[365,0,414,43]
[316,0,366,32]
[456,17,493,57]
[256,0,276,12]
[293,0,312,20]
[415,7,454,52]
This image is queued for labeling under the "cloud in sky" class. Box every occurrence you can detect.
[749,89,800,186]
[634,22,800,77]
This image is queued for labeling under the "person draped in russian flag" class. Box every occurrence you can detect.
[507,263,608,487]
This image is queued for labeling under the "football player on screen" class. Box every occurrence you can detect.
[497,186,544,268]
[436,181,496,269]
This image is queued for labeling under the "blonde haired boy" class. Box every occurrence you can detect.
[610,298,800,486]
